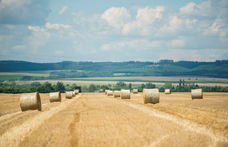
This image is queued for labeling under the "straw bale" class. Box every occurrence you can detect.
[74,89,79,94]
[99,89,103,93]
[165,89,171,94]
[133,89,138,94]
[20,92,42,111]
[105,90,109,94]
[113,91,120,98]
[72,91,76,97]
[142,89,159,104]
[50,92,61,102]
[120,89,131,99]
[66,91,73,99]
[191,89,203,99]
[108,90,113,96]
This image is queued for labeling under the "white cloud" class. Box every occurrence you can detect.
[185,19,197,29]
[59,6,68,15]
[179,2,196,14]
[162,15,183,32]
[122,6,164,35]
[179,0,217,18]
[27,26,50,49]
[45,22,71,29]
[101,7,131,29]
[28,26,46,32]
[55,50,64,54]
[12,45,26,50]
[203,22,219,36]
[136,6,164,25]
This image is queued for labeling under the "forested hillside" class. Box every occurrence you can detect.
[0,60,228,78]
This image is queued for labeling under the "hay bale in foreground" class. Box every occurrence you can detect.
[50,92,61,102]
[99,89,103,93]
[165,89,171,94]
[74,89,79,94]
[133,89,138,94]
[142,89,159,104]
[120,89,130,99]
[66,91,73,99]
[20,92,42,111]
[113,91,120,98]
[105,90,109,94]
[108,90,113,96]
[191,89,203,99]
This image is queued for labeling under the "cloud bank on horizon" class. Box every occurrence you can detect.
[0,0,227,62]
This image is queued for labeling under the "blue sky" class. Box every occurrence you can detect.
[0,0,228,63]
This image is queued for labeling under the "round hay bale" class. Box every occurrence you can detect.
[113,91,120,98]
[165,89,171,94]
[66,91,73,99]
[74,89,79,94]
[105,90,109,94]
[99,89,103,93]
[50,92,61,102]
[120,89,130,99]
[20,92,42,112]
[107,90,113,96]
[142,89,159,104]
[72,91,76,97]
[133,89,138,94]
[191,89,203,99]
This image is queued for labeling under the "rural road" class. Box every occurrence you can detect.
[0,93,228,147]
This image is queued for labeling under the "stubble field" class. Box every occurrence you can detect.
[0,92,228,146]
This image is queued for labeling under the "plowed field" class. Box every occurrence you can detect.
[0,92,228,147]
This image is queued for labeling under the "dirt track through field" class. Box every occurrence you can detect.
[0,93,228,147]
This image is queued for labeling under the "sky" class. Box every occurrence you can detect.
[0,0,228,63]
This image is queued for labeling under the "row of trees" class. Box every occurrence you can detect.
[0,80,228,94]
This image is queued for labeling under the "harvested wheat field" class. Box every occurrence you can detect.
[0,92,228,147]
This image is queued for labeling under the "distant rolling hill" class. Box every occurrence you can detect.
[0,60,228,78]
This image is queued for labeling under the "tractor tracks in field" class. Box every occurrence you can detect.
[0,94,82,147]
[118,99,228,146]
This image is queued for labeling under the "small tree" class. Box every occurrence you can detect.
[88,84,96,92]
[145,83,155,88]
[129,83,132,89]
[56,82,65,92]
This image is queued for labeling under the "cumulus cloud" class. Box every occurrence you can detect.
[59,6,68,15]
[45,22,71,29]
[122,6,164,35]
[101,7,131,29]
[27,26,50,49]
[179,0,216,18]
[0,1,228,62]
[0,0,51,25]
[162,15,183,32]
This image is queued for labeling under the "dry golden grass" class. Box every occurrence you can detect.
[125,92,228,136]
[0,92,227,146]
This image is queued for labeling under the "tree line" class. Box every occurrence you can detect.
[0,80,227,94]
